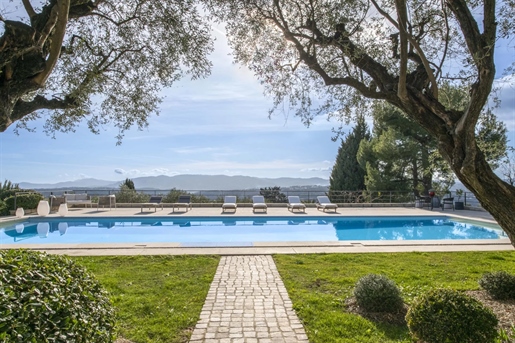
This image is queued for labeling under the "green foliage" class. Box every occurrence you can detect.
[120,178,135,190]
[2,1,214,140]
[260,186,287,203]
[3,193,44,210]
[0,200,8,216]
[0,180,20,200]
[0,250,115,343]
[496,325,515,343]
[479,271,515,300]
[455,189,464,201]
[476,109,508,170]
[356,103,448,193]
[353,274,404,313]
[330,115,370,193]
[162,188,185,203]
[162,189,212,203]
[499,147,515,186]
[406,289,498,343]
[0,180,18,190]
[115,185,150,203]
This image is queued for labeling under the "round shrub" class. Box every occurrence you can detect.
[406,288,498,343]
[0,249,115,343]
[353,273,404,313]
[479,271,515,300]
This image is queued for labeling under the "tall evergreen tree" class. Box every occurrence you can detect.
[329,116,370,194]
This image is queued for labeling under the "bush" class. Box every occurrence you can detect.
[479,271,515,300]
[3,192,44,210]
[0,200,8,216]
[115,185,150,203]
[353,273,404,313]
[0,250,115,343]
[406,288,498,343]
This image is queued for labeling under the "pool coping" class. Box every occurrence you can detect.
[1,206,513,255]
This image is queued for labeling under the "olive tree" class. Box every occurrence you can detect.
[206,0,515,245]
[0,0,213,142]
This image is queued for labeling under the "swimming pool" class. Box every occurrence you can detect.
[0,216,506,246]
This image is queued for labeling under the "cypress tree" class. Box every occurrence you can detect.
[329,116,370,194]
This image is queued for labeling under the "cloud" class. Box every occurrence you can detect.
[56,173,91,181]
[301,167,331,172]
[114,168,182,177]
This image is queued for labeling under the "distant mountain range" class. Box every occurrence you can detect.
[19,174,329,191]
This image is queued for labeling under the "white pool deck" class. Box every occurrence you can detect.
[2,205,513,256]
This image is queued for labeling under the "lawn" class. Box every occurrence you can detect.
[74,255,220,343]
[274,251,515,343]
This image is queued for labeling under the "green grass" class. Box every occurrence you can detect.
[274,251,515,343]
[74,255,220,343]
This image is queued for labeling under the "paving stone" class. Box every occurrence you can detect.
[189,256,309,342]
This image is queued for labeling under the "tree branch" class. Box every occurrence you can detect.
[447,0,496,136]
[395,0,409,100]
[22,0,37,20]
[372,0,439,98]
[12,95,77,121]
[32,0,71,85]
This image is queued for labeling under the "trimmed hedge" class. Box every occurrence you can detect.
[3,193,44,211]
[353,273,404,313]
[406,288,498,343]
[0,250,116,343]
[479,271,515,300]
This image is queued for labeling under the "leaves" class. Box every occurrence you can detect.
[0,250,116,343]
[1,1,214,141]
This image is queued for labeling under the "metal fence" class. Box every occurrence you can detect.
[32,189,481,206]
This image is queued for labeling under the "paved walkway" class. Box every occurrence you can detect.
[189,255,309,343]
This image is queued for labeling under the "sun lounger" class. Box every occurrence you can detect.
[252,195,267,213]
[141,196,163,212]
[287,196,306,213]
[172,195,192,212]
[222,196,237,213]
[316,196,338,212]
[64,194,92,207]
[441,197,454,211]
[97,195,116,210]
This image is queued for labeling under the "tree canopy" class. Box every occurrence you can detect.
[207,0,515,245]
[0,0,213,142]
[329,115,370,193]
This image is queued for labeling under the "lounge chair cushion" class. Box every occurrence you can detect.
[222,196,237,212]
[287,196,306,212]
[316,196,338,212]
[252,196,267,213]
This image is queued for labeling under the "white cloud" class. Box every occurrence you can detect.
[300,167,331,172]
[114,168,126,174]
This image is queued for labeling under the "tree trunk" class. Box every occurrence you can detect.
[445,144,515,244]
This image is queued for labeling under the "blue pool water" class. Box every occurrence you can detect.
[0,216,506,246]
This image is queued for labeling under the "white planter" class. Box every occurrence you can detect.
[58,203,68,216]
[37,201,50,216]
[15,207,25,218]
[37,222,50,238]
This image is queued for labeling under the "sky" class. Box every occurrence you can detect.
[0,9,514,185]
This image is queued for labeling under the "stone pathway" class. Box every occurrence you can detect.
[189,255,309,343]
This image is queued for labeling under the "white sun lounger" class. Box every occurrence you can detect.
[222,196,237,213]
[316,196,338,212]
[252,195,267,213]
[287,196,306,213]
